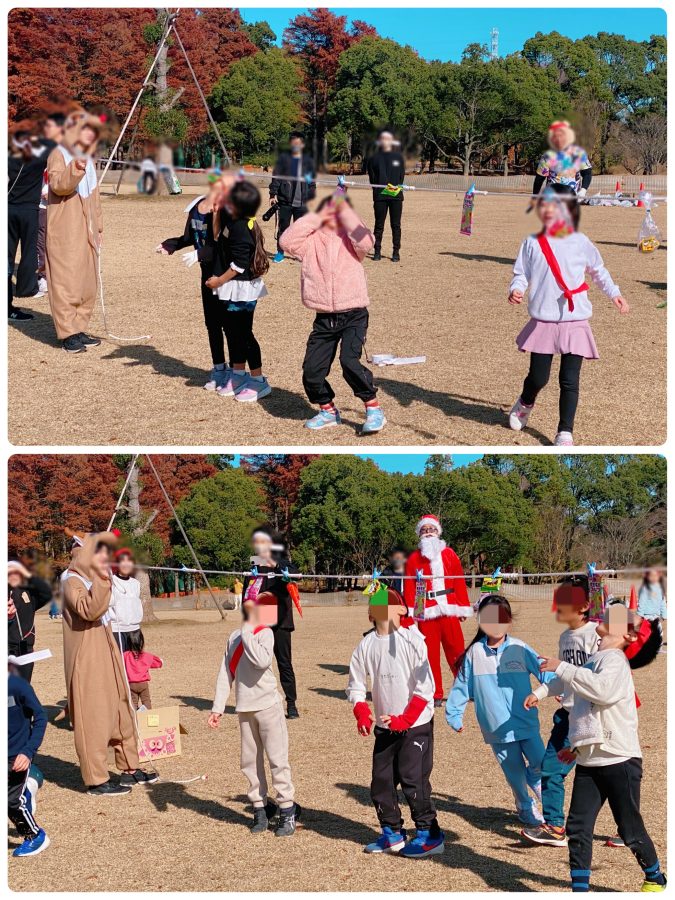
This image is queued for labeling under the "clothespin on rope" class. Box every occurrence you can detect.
[281,567,291,583]
[586,562,596,578]
[250,565,258,578]
[363,566,382,596]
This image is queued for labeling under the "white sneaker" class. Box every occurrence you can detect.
[509,397,533,431]
[37,277,48,294]
[29,291,45,300]
[235,376,272,403]
[554,431,575,447]
[204,366,230,391]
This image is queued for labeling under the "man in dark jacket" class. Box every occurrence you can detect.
[381,546,408,596]
[366,129,405,262]
[242,528,300,719]
[269,132,316,263]
[7,560,52,682]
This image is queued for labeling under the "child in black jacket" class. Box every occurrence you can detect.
[206,181,271,403]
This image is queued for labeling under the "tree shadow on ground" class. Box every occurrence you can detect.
[308,686,348,700]
[439,251,514,266]
[637,280,667,294]
[145,781,250,826]
[595,239,666,250]
[374,376,551,446]
[35,752,86,794]
[8,307,60,348]
[170,694,213,712]
[317,663,350,675]
[44,702,72,731]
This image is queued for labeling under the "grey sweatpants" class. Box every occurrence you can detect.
[239,698,294,808]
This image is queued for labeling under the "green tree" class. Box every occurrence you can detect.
[242,20,277,52]
[209,48,303,159]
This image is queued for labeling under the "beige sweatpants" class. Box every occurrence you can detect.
[239,698,294,808]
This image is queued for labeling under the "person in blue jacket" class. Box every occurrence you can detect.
[8,668,49,856]
[445,594,554,827]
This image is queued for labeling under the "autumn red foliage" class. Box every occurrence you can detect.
[240,455,319,534]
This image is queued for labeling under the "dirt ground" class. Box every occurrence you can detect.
[8,188,666,447]
[9,604,666,892]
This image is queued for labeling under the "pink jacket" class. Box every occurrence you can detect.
[124,650,163,684]
[279,205,374,313]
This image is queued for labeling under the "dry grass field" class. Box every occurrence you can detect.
[8,188,666,447]
[9,603,666,892]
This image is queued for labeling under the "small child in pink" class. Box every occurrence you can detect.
[280,194,385,435]
[123,630,163,710]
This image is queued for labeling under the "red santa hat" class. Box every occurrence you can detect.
[415,514,442,536]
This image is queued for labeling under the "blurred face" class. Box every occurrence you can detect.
[93,544,111,569]
[419,524,439,539]
[78,125,98,151]
[595,604,637,649]
[378,132,394,152]
[479,603,512,640]
[536,198,561,230]
[247,593,278,627]
[290,137,304,156]
[8,572,22,589]
[320,202,339,231]
[252,533,273,561]
[43,118,64,141]
[370,601,406,624]
[647,568,661,584]
[554,584,589,625]
[390,552,406,572]
[549,127,569,151]
[117,555,134,577]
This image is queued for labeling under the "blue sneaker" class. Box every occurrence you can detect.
[361,406,386,434]
[273,251,285,263]
[305,408,342,430]
[364,826,406,854]
[400,828,445,858]
[13,828,50,857]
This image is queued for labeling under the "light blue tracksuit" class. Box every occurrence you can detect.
[637,584,667,621]
[446,635,554,813]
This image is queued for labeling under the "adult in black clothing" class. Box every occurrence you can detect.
[8,132,55,319]
[8,560,52,682]
[242,527,299,719]
[366,129,405,262]
[269,132,316,261]
[381,546,408,596]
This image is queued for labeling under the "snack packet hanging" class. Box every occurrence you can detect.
[637,207,661,253]
[460,184,475,236]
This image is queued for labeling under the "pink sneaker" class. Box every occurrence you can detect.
[235,376,272,403]
[509,397,533,432]
[554,431,574,447]
[217,371,247,398]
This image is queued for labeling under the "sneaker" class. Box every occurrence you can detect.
[509,397,533,432]
[12,828,50,858]
[373,250,382,261]
[204,366,230,391]
[86,781,132,797]
[286,702,299,719]
[517,803,545,827]
[305,408,342,430]
[235,376,272,403]
[29,291,45,300]
[362,407,386,435]
[217,371,247,397]
[554,431,575,447]
[399,828,445,858]
[392,251,401,262]
[78,332,101,347]
[520,824,568,847]
[9,307,34,321]
[119,769,159,787]
[38,277,48,294]
[606,835,627,848]
[273,251,285,263]
[251,806,270,834]
[364,826,406,854]
[63,334,86,354]
[275,803,298,837]
[641,875,667,892]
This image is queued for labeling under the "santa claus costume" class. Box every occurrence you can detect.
[404,515,471,702]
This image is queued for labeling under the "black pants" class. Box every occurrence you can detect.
[521,352,584,434]
[567,759,658,878]
[8,762,40,838]
[223,308,262,370]
[8,203,40,305]
[200,275,226,366]
[273,628,297,704]
[302,309,376,405]
[371,720,438,831]
[8,639,34,683]
[373,198,403,253]
[277,204,307,252]
[111,629,141,654]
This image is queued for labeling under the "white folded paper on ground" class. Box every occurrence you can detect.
[371,354,427,367]
[8,648,53,666]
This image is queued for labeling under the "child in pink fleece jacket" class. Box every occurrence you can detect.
[280,194,386,434]
[123,630,163,710]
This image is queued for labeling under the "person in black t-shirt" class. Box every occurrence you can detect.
[7,560,52,682]
[366,130,405,262]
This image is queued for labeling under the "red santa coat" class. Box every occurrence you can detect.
[404,547,472,620]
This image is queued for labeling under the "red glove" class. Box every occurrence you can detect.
[353,702,373,735]
[557,748,577,765]
[386,695,428,732]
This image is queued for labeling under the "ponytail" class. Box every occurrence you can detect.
[250,220,269,279]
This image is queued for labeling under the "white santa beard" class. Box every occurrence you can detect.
[419,537,447,594]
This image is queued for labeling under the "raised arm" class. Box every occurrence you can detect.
[47,148,85,197]
[240,624,274,669]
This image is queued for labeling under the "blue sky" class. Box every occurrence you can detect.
[233,454,483,474]
[240,7,666,62]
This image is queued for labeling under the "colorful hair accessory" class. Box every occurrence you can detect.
[247,217,255,230]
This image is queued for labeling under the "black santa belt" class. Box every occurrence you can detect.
[426,587,456,600]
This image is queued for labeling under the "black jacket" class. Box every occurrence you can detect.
[366,150,406,202]
[8,577,52,649]
[214,214,257,281]
[269,152,316,207]
[160,197,215,273]
[242,560,299,631]
[381,565,405,596]
[8,140,55,206]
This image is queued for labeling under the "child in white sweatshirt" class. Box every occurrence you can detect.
[529,601,665,892]
[208,592,298,837]
[347,586,443,858]
[508,184,629,447]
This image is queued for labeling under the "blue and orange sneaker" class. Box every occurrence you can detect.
[399,828,445,858]
[364,825,406,854]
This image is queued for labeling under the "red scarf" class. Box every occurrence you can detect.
[228,626,268,678]
[537,233,588,313]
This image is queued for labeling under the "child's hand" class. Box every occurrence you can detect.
[74,157,87,172]
[557,748,577,765]
[508,290,524,305]
[11,754,31,772]
[207,712,222,729]
[539,657,562,673]
[155,244,170,255]
[613,295,630,315]
[8,598,16,618]
[205,276,222,290]
[523,693,539,710]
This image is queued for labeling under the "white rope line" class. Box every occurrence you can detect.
[96,248,152,344]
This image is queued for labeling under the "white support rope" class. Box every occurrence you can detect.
[96,249,152,345]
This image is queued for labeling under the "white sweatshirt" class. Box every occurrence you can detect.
[108,575,143,633]
[212,625,280,714]
[346,626,434,729]
[534,620,599,710]
[544,648,640,766]
[510,232,621,323]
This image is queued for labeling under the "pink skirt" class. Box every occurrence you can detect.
[516,318,599,359]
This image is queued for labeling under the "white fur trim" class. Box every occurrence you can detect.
[416,515,442,536]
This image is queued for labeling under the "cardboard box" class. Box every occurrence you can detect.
[137,705,183,763]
